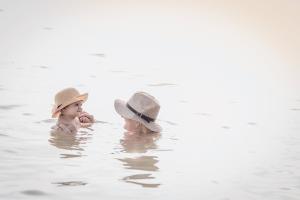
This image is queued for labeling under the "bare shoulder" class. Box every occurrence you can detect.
[51,123,73,134]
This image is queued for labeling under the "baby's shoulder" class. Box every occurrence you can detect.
[51,123,73,134]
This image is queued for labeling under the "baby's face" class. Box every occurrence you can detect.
[61,101,83,118]
[123,117,139,132]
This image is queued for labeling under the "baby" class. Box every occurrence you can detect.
[114,91,162,135]
[51,88,94,134]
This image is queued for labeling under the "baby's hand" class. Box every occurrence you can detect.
[79,116,90,123]
[79,112,94,127]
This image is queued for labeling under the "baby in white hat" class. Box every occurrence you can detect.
[114,91,162,135]
[51,88,94,134]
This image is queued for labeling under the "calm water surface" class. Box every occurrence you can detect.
[0,1,299,199]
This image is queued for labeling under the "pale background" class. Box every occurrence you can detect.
[0,1,299,199]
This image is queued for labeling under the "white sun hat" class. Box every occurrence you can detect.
[114,91,162,132]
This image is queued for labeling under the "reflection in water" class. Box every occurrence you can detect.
[52,181,87,187]
[21,190,47,196]
[22,113,33,116]
[49,129,90,187]
[247,122,257,126]
[117,132,161,188]
[159,120,178,126]
[118,156,159,171]
[36,119,56,124]
[120,132,160,153]
[48,130,91,159]
[290,108,300,111]
[89,53,105,57]
[33,65,49,69]
[122,174,160,188]
[43,27,53,30]
[0,104,23,110]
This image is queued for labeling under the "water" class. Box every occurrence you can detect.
[0,1,299,199]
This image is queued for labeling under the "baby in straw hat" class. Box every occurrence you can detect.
[114,91,162,135]
[51,88,94,134]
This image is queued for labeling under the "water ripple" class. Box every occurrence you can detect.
[52,181,87,187]
[21,190,48,196]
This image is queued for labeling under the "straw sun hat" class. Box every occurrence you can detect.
[114,92,162,132]
[52,88,88,118]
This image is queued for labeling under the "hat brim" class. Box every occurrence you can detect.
[52,93,88,118]
[114,99,162,132]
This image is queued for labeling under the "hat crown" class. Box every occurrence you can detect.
[54,88,80,106]
[127,92,160,120]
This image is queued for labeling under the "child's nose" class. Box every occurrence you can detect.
[78,107,82,112]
